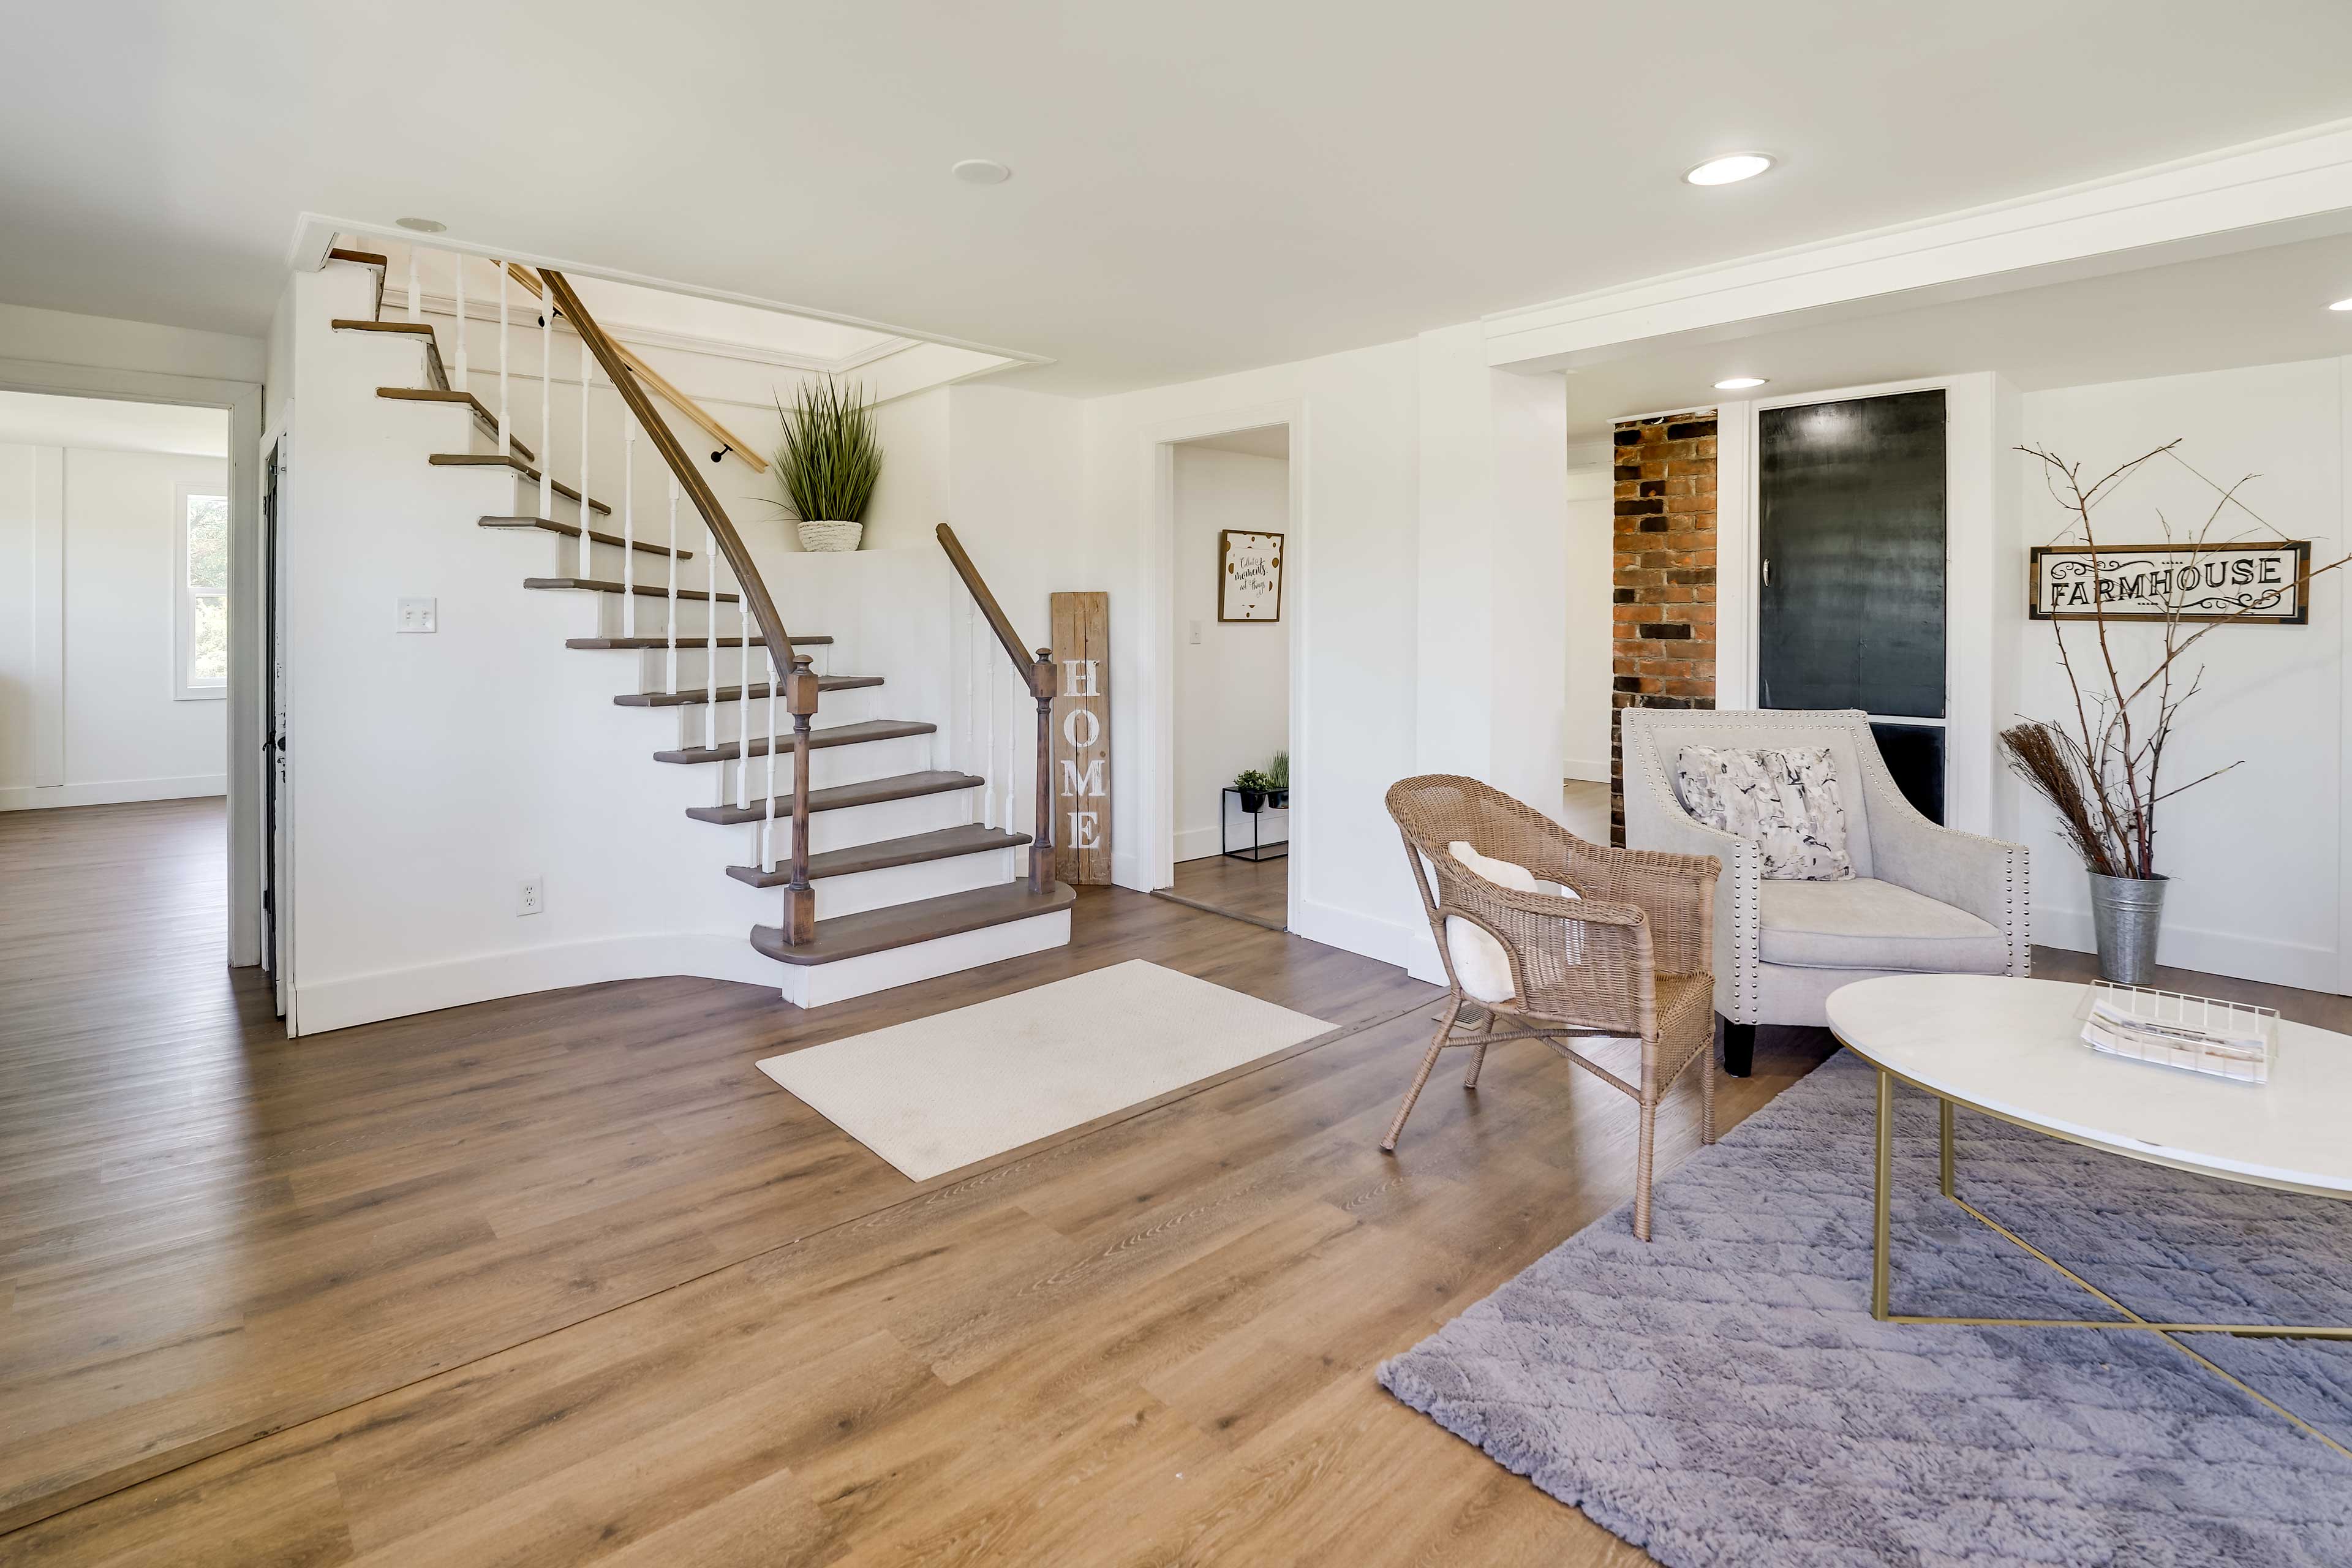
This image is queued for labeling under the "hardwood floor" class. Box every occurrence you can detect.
[1159,851,1289,930]
[7,799,2346,1565]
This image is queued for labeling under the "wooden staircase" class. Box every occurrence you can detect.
[326,246,1072,1006]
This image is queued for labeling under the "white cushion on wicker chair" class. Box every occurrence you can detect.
[1443,842,1574,1004]
[1757,878,2007,974]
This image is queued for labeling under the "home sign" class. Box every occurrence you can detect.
[2028,540,2310,625]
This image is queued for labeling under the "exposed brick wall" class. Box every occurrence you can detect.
[1610,410,1717,845]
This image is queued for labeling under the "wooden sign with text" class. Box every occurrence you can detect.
[2029,540,2311,624]
[1050,591,1112,885]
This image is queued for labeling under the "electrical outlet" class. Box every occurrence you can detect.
[1188,619,1202,645]
[516,876,544,916]
[398,597,438,633]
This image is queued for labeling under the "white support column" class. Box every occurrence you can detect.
[538,303,553,520]
[496,262,510,456]
[621,414,635,638]
[453,252,467,392]
[576,336,592,578]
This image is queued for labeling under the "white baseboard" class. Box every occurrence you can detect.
[2034,904,2340,995]
[1288,895,1425,975]
[1562,758,1611,784]
[293,931,780,1036]
[0,773,227,812]
[1174,819,1287,864]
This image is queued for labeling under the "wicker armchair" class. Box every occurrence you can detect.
[1384,775,1721,1241]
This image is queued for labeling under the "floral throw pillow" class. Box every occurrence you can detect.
[1673,745,1854,881]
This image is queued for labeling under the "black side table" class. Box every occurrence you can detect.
[1221,787,1289,862]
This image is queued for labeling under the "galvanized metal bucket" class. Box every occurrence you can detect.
[2087,871,2169,985]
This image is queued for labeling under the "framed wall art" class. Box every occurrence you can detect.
[1218,529,1283,622]
[2028,540,2310,624]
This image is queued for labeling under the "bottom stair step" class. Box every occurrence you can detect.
[729,824,1030,886]
[752,881,1077,967]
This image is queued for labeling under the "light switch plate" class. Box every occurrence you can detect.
[398,597,438,633]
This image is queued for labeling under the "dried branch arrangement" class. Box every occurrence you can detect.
[2002,442,2346,880]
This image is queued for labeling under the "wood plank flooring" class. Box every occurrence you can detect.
[1160,851,1289,930]
[7,798,2345,1564]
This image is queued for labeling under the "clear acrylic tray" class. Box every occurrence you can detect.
[2073,982,2277,1084]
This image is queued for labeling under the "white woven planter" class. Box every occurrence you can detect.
[797,519,864,553]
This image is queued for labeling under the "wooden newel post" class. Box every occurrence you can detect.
[782,654,822,944]
[1030,650,1058,894]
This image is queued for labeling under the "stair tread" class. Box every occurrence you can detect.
[431,453,611,514]
[527,576,737,603]
[480,516,688,559]
[686,768,981,823]
[333,318,449,391]
[729,824,1031,886]
[567,634,832,649]
[752,881,1076,967]
[382,388,536,464]
[657,720,937,769]
[615,676,880,707]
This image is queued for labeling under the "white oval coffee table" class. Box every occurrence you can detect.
[1826,974,2352,1360]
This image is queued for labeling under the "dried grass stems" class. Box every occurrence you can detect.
[2003,441,2348,879]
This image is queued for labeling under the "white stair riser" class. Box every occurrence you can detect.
[777,910,1072,1009]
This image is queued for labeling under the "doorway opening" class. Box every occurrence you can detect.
[1155,423,1292,931]
[0,387,240,985]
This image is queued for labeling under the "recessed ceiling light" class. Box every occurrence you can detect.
[1714,376,1769,390]
[2331,296,2352,312]
[1684,153,1774,187]
[951,159,1012,186]
[394,216,447,233]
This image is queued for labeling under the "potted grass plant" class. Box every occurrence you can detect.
[1267,750,1289,809]
[772,377,881,552]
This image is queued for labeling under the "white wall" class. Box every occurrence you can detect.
[0,442,228,809]
[1562,450,1613,781]
[1172,444,1289,861]
[2011,357,2347,992]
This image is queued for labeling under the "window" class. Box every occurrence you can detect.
[175,484,228,700]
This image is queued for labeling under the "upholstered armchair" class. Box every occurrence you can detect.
[1385,775,1720,1241]
[1620,708,2030,1076]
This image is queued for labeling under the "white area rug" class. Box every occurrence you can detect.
[756,959,1333,1180]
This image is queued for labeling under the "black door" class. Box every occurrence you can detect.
[1758,390,1947,819]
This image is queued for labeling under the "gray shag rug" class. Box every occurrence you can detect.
[1378,1050,2352,1567]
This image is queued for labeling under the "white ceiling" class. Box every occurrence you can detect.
[1180,424,1289,460]
[7,1,2352,393]
[0,391,230,456]
[1563,230,2352,432]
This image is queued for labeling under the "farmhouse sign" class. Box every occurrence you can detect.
[2029,540,2311,625]
[1050,591,1112,885]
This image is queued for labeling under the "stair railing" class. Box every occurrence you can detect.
[534,269,820,944]
[935,524,1057,894]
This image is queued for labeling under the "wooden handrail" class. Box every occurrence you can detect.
[507,262,767,473]
[543,268,818,940]
[935,523,1058,894]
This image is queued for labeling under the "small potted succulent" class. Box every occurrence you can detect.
[1267,749,1289,810]
[772,377,881,552]
[1234,768,1273,814]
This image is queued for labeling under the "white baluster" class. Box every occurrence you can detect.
[964,590,978,823]
[496,263,510,457]
[764,648,779,870]
[621,415,635,639]
[452,252,467,393]
[736,558,750,813]
[665,477,679,695]
[984,623,998,829]
[538,301,553,520]
[704,519,717,750]
[576,337,592,579]
[407,249,420,323]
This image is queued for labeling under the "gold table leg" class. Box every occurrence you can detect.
[1867,1071,2352,1458]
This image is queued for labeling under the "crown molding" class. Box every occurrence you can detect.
[1485,117,2352,373]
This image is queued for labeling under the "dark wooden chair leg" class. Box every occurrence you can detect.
[1721,1017,1755,1079]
